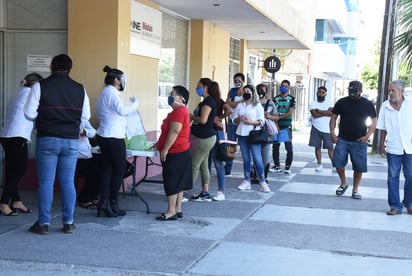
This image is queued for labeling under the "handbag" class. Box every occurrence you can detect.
[264,118,278,136]
[248,121,269,144]
[215,141,237,161]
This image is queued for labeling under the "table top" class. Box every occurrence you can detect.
[91,147,159,157]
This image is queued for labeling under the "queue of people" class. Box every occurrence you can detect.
[0,55,409,233]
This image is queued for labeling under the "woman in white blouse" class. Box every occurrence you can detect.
[0,73,43,216]
[232,84,270,193]
[96,66,138,217]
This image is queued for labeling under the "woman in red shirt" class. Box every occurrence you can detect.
[156,85,191,220]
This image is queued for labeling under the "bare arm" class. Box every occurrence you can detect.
[160,121,182,162]
[330,113,338,143]
[379,130,387,157]
[191,104,212,124]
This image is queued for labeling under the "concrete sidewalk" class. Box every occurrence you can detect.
[1,127,412,275]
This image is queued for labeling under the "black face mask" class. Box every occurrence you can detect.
[317,95,325,102]
[348,88,359,99]
[243,93,252,100]
[257,89,266,99]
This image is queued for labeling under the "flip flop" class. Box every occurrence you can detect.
[336,185,348,196]
[78,201,97,209]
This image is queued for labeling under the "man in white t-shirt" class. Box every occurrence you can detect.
[308,86,334,172]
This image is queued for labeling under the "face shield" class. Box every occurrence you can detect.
[119,74,126,91]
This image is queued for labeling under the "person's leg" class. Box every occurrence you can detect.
[285,128,293,168]
[199,135,216,192]
[315,148,322,165]
[176,191,183,213]
[272,142,281,168]
[261,143,271,179]
[1,138,27,205]
[386,153,402,210]
[402,154,412,210]
[96,135,112,201]
[107,139,126,202]
[56,138,78,225]
[250,143,265,182]
[76,158,99,203]
[165,194,177,217]
[238,136,252,182]
[349,141,368,197]
[35,137,59,225]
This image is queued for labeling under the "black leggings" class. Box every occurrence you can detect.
[0,137,28,204]
[96,135,126,201]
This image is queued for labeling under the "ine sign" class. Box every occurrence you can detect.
[263,56,281,73]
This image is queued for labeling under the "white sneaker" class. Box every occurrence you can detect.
[260,182,271,193]
[315,164,323,172]
[212,191,225,201]
[237,180,251,190]
[284,166,291,174]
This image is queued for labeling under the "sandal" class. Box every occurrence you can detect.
[78,201,97,209]
[336,185,348,196]
[351,192,362,200]
[155,213,177,221]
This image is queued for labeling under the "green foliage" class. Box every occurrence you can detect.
[159,56,174,83]
[360,66,379,89]
[394,0,412,70]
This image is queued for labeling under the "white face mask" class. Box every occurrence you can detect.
[119,74,126,91]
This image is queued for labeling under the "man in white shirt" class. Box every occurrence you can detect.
[377,80,412,215]
[308,86,334,172]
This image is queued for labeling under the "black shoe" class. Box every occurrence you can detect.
[176,212,183,218]
[97,199,118,217]
[29,221,48,235]
[110,200,126,216]
[63,223,76,233]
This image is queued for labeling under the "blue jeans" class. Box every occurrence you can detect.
[208,130,226,191]
[36,137,78,225]
[225,120,238,174]
[387,153,412,211]
[333,138,367,172]
[238,135,265,182]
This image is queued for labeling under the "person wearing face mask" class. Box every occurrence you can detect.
[155,86,192,220]
[330,80,377,200]
[225,73,245,176]
[233,84,270,193]
[189,78,217,202]
[308,86,334,172]
[271,79,296,174]
[95,65,139,217]
[253,83,278,182]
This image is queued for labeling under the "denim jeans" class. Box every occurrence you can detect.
[36,137,78,225]
[387,153,412,210]
[208,130,226,191]
[238,135,265,182]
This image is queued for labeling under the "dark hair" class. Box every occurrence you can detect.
[22,73,43,87]
[51,54,72,73]
[318,86,327,92]
[281,79,290,86]
[209,81,222,102]
[198,77,213,94]
[173,85,189,105]
[256,83,268,92]
[103,65,124,85]
[233,73,245,82]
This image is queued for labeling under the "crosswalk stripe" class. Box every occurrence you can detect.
[250,205,412,233]
[299,167,389,180]
[279,182,388,199]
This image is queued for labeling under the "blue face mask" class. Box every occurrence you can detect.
[196,87,204,97]
[167,96,175,106]
[280,86,289,94]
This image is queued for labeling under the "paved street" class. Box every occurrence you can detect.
[1,127,412,275]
